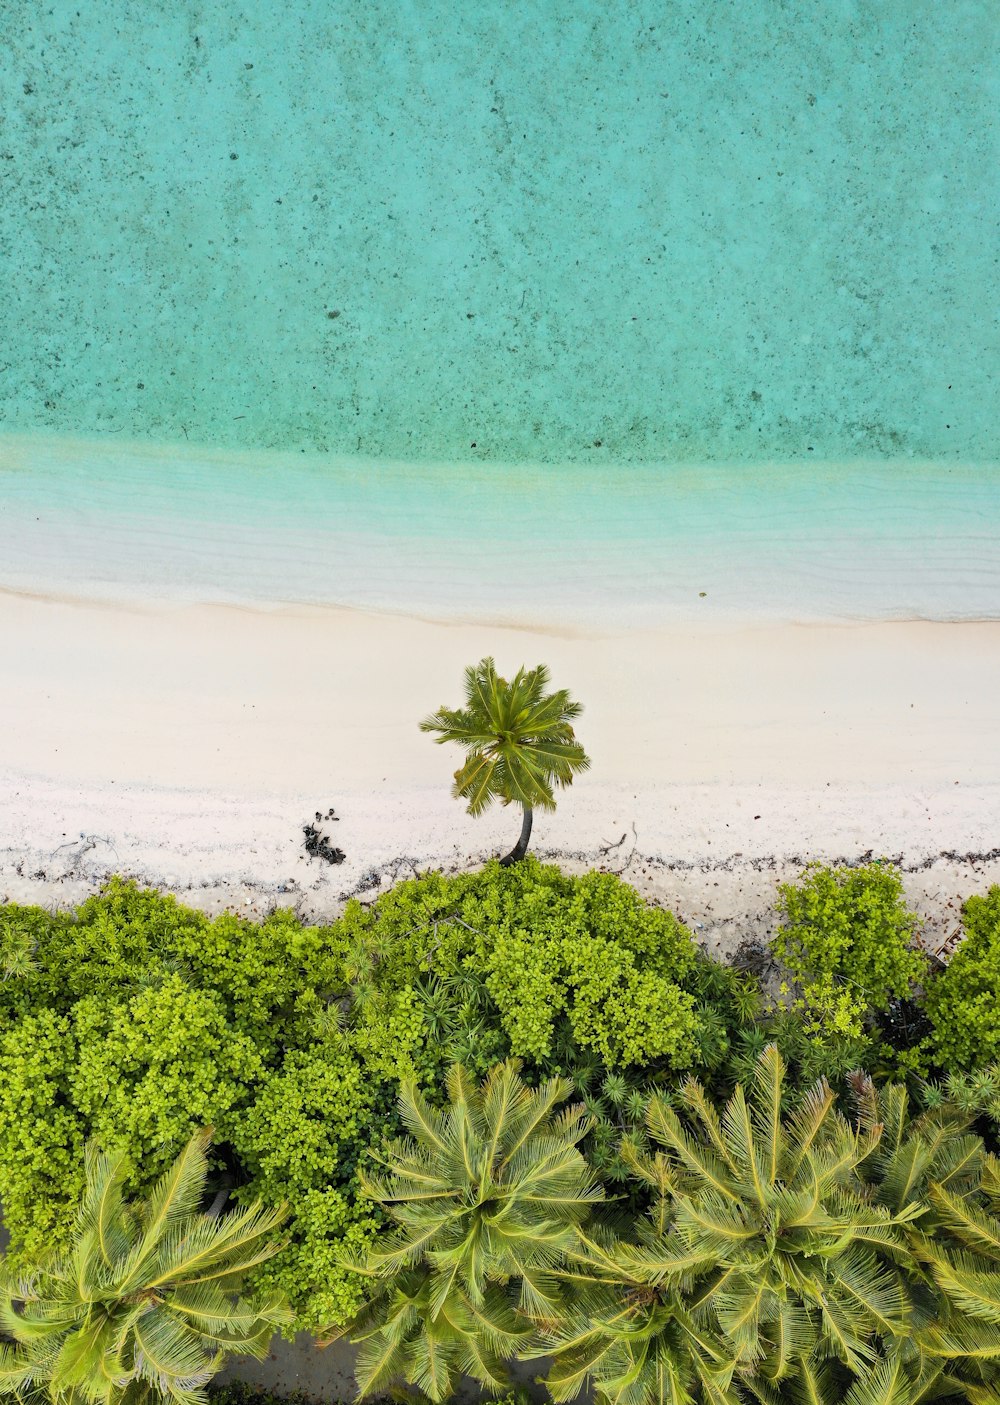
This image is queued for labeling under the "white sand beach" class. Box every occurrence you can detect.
[2,588,999,954]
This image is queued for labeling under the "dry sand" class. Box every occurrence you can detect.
[2,589,999,954]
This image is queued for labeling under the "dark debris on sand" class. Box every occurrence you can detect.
[303,808,344,865]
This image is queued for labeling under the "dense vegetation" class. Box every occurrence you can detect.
[0,1132,290,1404]
[1,855,999,1405]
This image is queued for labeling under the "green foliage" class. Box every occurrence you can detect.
[923,1063,1000,1148]
[541,1047,921,1400]
[536,1048,1000,1405]
[924,885,1000,1071]
[722,1004,881,1097]
[478,870,702,1069]
[0,880,347,1055]
[8,852,1000,1395]
[230,1047,385,1334]
[772,862,927,1038]
[335,859,747,1082]
[341,1060,603,1402]
[419,658,590,861]
[0,979,263,1265]
[70,976,264,1169]
[0,1008,86,1263]
[0,901,65,985]
[0,860,762,1336]
[0,1130,290,1405]
[0,881,380,1335]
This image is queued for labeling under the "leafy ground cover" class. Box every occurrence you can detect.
[0,859,998,1405]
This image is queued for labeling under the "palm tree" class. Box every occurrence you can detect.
[419,658,590,864]
[536,1048,920,1404]
[537,1050,1000,1405]
[0,1130,290,1405]
[848,1073,1000,1404]
[330,1060,604,1401]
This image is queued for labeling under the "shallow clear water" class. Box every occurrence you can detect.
[1,1,997,464]
[2,435,999,627]
[1,3,998,624]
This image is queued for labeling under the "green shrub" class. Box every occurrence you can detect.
[0,881,370,1315]
[924,885,1000,1071]
[336,860,737,1077]
[69,976,264,1166]
[477,870,701,1068]
[0,977,263,1262]
[772,862,927,1038]
[922,1062,1000,1147]
[230,1046,385,1333]
[0,864,756,1334]
[0,879,348,1053]
[0,1008,86,1261]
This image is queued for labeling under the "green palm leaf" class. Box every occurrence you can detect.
[419,657,590,862]
[929,1182,1000,1261]
[0,1131,289,1405]
[841,1354,913,1405]
[926,1248,1000,1321]
[339,1060,598,1400]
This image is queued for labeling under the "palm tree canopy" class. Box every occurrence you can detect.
[0,1130,290,1405]
[622,1049,919,1377]
[338,1060,604,1401]
[419,658,590,815]
[537,1049,1000,1405]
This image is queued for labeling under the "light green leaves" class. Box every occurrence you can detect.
[0,1131,289,1405]
[772,864,926,1041]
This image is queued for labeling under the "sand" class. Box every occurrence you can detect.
[2,588,999,954]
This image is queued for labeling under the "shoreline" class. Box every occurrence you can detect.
[3,588,999,955]
[2,770,998,960]
[4,431,1000,628]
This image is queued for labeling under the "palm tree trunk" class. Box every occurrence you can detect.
[500,805,533,865]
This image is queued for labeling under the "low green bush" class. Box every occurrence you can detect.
[230,1047,385,1332]
[0,863,754,1335]
[335,859,749,1078]
[924,885,1000,1071]
[772,862,927,1038]
[0,880,380,1329]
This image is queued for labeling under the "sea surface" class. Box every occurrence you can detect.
[2,434,999,628]
[1,2,998,624]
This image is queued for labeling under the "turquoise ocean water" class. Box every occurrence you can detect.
[1,2,998,623]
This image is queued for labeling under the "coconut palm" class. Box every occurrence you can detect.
[0,1130,290,1405]
[538,1050,1000,1405]
[419,658,590,864]
[536,1048,918,1404]
[851,1078,1000,1404]
[331,1059,604,1401]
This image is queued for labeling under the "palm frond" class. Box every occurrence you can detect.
[0,1131,289,1405]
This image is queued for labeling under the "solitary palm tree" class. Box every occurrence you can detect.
[419,658,591,864]
[0,1130,290,1405]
